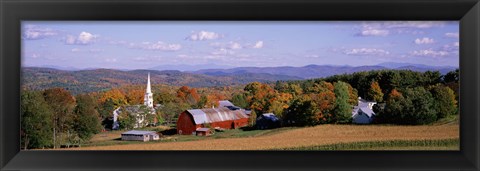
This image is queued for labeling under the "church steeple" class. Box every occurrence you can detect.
[144,72,153,108]
[146,72,151,94]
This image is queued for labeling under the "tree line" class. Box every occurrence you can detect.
[237,69,458,126]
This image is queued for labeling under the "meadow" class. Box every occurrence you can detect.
[66,123,459,150]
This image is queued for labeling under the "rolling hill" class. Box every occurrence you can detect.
[21,67,301,94]
[22,63,457,94]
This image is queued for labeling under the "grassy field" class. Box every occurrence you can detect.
[273,138,459,150]
[79,126,297,147]
[65,123,459,150]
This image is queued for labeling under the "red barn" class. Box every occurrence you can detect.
[177,107,249,135]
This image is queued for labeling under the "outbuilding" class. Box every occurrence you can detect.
[195,128,213,136]
[176,107,249,135]
[121,130,160,142]
[256,113,281,129]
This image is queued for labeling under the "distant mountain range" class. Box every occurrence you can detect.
[149,63,234,72]
[192,62,457,79]
[22,62,457,94]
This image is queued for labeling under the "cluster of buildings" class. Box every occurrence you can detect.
[117,73,378,141]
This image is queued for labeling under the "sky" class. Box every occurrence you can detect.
[21,21,459,70]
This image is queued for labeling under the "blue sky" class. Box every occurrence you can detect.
[21,21,459,70]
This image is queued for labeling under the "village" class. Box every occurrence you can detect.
[111,73,379,143]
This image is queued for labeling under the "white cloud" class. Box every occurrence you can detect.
[360,29,389,36]
[343,48,390,56]
[22,25,58,40]
[211,48,235,56]
[110,40,181,51]
[445,32,459,38]
[442,42,459,54]
[411,49,449,57]
[70,48,103,53]
[305,54,320,58]
[187,31,223,41]
[133,41,182,51]
[229,42,242,49]
[76,32,96,44]
[253,41,264,48]
[65,31,98,45]
[357,21,446,36]
[105,58,117,63]
[414,37,435,44]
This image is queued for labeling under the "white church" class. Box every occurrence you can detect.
[112,73,159,130]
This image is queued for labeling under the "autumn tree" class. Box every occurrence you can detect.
[43,88,76,148]
[98,88,127,106]
[98,88,127,122]
[367,81,384,102]
[21,90,54,149]
[177,86,200,106]
[244,82,277,114]
[309,81,336,123]
[346,83,359,106]
[125,89,144,105]
[333,81,352,123]
[430,85,457,119]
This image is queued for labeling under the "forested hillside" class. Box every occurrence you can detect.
[22,67,301,94]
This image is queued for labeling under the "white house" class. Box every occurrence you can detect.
[121,130,159,141]
[112,73,158,129]
[352,97,377,124]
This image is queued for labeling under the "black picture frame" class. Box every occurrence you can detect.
[1,0,479,170]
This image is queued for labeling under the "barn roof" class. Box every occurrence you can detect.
[258,113,280,121]
[196,128,211,132]
[359,107,375,117]
[122,130,157,135]
[186,107,249,124]
[219,100,235,107]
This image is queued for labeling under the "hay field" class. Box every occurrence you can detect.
[70,124,459,150]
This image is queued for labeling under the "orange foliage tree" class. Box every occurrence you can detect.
[177,86,200,106]
[126,89,145,105]
[309,81,336,123]
[244,82,277,114]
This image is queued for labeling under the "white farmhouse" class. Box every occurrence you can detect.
[352,97,377,124]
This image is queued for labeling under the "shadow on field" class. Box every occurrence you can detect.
[240,126,257,131]
[161,128,177,135]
